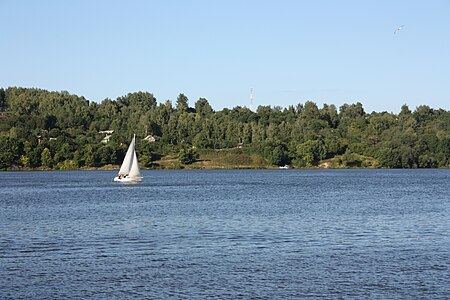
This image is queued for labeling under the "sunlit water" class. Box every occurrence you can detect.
[1,169,449,299]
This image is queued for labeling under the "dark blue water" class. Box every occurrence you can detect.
[1,169,449,299]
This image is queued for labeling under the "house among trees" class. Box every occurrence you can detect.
[101,135,112,144]
[99,130,114,143]
[99,130,114,134]
[144,135,157,142]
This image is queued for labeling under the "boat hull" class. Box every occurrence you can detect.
[113,176,143,183]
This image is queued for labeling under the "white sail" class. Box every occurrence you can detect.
[118,135,136,175]
[114,134,142,182]
[129,149,141,178]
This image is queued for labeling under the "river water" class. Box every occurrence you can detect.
[1,169,449,299]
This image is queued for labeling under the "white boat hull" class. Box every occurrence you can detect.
[113,176,143,183]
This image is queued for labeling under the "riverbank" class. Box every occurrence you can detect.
[4,149,448,171]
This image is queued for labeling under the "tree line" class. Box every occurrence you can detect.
[0,87,449,170]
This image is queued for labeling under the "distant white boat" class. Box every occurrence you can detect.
[114,134,143,182]
[279,164,291,169]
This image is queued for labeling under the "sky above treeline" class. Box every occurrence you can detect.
[1,0,450,113]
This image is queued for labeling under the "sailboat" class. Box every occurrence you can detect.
[114,134,143,182]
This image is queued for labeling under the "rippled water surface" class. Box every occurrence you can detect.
[1,169,449,299]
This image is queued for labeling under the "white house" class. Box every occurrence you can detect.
[99,130,114,134]
[101,135,112,143]
[144,135,157,142]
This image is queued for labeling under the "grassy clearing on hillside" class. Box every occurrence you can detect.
[153,148,270,169]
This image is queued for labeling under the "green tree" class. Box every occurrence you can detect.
[84,145,99,167]
[375,147,401,168]
[294,140,326,167]
[266,144,289,166]
[176,93,189,113]
[20,155,30,168]
[0,136,21,169]
[418,154,437,168]
[0,88,6,111]
[139,142,161,167]
[341,149,361,167]
[54,143,72,163]
[195,98,213,116]
[41,147,53,168]
[97,145,116,165]
[178,147,198,164]
[43,115,58,131]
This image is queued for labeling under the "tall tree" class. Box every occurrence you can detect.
[176,93,189,113]
[195,98,213,116]
[0,88,6,111]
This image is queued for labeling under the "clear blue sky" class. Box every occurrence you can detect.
[1,0,449,113]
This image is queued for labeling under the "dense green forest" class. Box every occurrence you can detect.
[0,87,449,170]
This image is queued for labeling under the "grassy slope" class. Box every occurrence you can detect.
[154,148,272,170]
